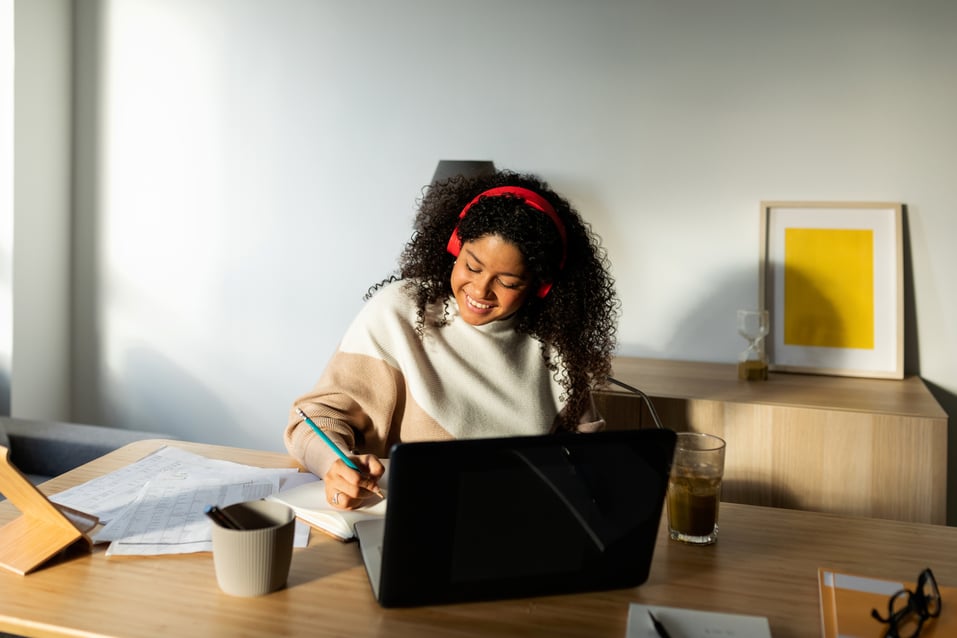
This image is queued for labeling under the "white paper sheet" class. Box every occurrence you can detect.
[48,445,310,555]
[50,445,299,522]
[99,477,279,555]
[625,603,771,638]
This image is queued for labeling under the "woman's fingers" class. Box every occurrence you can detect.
[324,457,384,509]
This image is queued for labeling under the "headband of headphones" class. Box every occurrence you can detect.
[446,186,567,298]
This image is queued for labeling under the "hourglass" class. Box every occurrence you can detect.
[737,309,769,381]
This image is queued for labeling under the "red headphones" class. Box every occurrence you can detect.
[446,186,567,298]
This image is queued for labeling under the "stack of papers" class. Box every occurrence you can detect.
[51,446,307,556]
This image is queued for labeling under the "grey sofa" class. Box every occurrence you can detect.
[0,416,167,487]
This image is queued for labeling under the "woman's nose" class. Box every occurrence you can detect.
[472,276,493,297]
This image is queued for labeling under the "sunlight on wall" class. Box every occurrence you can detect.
[86,1,334,448]
[97,1,234,435]
[101,5,225,360]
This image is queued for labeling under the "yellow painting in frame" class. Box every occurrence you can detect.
[759,202,903,379]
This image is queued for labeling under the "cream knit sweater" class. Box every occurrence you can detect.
[285,280,601,477]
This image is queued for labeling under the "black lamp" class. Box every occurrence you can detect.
[430,160,496,185]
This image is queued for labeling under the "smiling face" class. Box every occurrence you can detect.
[450,234,533,326]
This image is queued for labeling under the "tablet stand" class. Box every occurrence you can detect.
[0,445,98,575]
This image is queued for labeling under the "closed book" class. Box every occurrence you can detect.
[819,568,956,638]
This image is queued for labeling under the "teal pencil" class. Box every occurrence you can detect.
[295,407,383,497]
[296,407,359,470]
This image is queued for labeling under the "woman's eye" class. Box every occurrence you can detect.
[498,279,519,289]
[466,264,480,273]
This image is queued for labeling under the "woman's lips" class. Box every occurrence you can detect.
[466,294,494,312]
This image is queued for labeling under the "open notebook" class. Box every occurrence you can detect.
[355,428,677,607]
[266,464,388,541]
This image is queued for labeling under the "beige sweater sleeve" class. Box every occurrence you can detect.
[284,350,405,478]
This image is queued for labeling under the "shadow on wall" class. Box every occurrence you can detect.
[652,264,842,367]
[656,204,919,375]
[109,346,236,446]
[0,369,8,415]
[658,264,759,361]
[926,381,957,526]
[70,0,106,428]
[896,212,957,526]
[722,477,801,512]
[613,263,761,361]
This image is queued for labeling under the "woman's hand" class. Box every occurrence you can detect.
[323,454,386,510]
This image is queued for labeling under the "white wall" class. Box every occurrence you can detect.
[0,0,12,415]
[11,1,957,513]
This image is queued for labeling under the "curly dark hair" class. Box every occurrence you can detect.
[372,170,619,432]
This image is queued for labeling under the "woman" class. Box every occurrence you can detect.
[285,170,619,509]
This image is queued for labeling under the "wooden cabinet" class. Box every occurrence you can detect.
[594,357,948,524]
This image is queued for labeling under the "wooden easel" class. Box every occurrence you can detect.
[0,445,98,575]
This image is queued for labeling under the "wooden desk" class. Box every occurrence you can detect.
[2,439,957,638]
[595,357,949,524]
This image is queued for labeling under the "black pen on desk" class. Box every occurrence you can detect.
[204,505,243,530]
[295,407,384,498]
[648,611,672,638]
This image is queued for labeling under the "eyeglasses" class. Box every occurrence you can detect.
[870,568,942,638]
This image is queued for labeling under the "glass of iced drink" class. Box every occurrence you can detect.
[667,432,726,545]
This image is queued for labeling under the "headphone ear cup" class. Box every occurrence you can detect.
[446,227,462,257]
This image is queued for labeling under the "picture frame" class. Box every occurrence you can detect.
[759,201,904,379]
